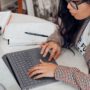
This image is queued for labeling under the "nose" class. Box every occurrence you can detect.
[67,3,72,10]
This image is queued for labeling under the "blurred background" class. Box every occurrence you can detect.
[0,0,60,22]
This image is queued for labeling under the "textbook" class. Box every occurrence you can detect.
[0,11,12,34]
[3,22,56,46]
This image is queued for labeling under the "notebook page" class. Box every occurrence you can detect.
[3,22,56,45]
[0,11,12,34]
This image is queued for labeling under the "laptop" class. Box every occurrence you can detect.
[2,48,57,90]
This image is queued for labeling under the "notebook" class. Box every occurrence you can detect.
[0,11,11,34]
[2,48,57,90]
[0,83,6,90]
[3,22,56,46]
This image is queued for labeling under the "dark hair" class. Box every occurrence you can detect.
[58,0,86,48]
[85,0,90,3]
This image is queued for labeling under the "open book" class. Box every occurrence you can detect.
[3,22,57,46]
[0,11,12,34]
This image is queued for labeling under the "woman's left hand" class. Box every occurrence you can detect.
[28,60,57,79]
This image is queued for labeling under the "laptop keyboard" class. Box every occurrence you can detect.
[2,48,57,90]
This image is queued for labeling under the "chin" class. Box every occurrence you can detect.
[70,13,84,20]
[70,14,80,20]
[74,17,82,20]
[73,15,84,20]
[72,14,88,20]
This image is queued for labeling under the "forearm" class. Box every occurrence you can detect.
[47,29,64,47]
[84,44,90,73]
[55,65,90,90]
[47,17,64,47]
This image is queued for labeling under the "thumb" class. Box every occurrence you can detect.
[40,42,46,47]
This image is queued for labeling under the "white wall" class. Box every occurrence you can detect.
[1,0,16,9]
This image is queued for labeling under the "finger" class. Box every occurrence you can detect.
[40,43,48,55]
[40,42,46,48]
[28,65,42,73]
[48,49,56,61]
[40,59,45,64]
[43,47,51,57]
[33,74,45,79]
[54,51,61,60]
[29,69,44,78]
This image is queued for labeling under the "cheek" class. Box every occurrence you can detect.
[73,9,90,20]
[74,4,90,20]
[73,12,85,20]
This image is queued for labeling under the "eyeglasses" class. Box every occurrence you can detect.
[66,0,83,10]
[69,1,78,10]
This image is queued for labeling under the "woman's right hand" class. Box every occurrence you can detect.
[40,41,61,61]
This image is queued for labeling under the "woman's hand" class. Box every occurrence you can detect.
[40,41,61,61]
[28,60,57,79]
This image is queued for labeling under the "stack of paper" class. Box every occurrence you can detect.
[3,22,56,46]
[0,11,12,34]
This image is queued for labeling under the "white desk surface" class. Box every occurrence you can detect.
[0,13,88,90]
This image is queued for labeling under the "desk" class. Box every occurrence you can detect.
[0,13,88,90]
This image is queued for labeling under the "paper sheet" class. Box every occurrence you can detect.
[0,11,12,34]
[3,22,56,45]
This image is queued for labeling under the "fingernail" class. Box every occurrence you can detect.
[33,77,36,79]
[40,52,42,55]
[43,54,46,57]
[34,77,38,80]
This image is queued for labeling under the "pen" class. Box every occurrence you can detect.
[25,32,48,37]
[0,27,1,31]
[8,39,9,45]
[9,43,41,46]
[0,27,2,35]
[24,43,41,46]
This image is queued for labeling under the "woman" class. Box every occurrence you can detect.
[28,0,90,90]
